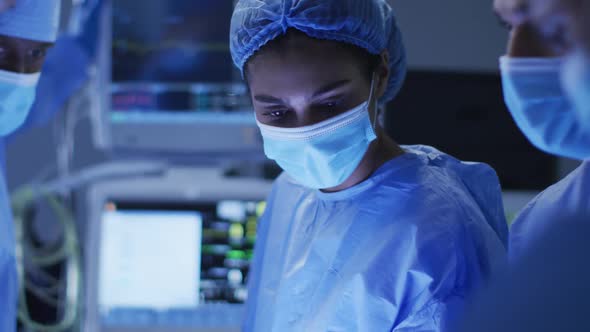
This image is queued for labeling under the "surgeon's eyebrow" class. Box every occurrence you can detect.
[254,94,285,104]
[312,79,352,98]
[253,79,352,104]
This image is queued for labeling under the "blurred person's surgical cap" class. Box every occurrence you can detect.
[0,0,61,43]
[230,0,406,104]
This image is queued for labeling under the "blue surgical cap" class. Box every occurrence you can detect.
[0,0,61,43]
[230,0,407,103]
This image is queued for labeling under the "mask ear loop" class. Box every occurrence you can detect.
[368,72,379,129]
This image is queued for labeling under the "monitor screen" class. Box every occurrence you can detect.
[98,200,265,328]
[111,0,249,115]
[98,0,261,156]
[112,1,234,84]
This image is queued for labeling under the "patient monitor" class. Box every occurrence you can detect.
[83,168,272,332]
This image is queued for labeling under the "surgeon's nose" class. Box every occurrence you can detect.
[508,23,559,58]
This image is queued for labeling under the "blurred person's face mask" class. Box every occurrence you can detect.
[0,69,40,136]
[257,76,379,189]
[501,56,590,160]
[561,50,590,132]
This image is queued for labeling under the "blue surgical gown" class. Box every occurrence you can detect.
[245,145,508,331]
[510,161,590,260]
[0,140,17,332]
[453,216,590,332]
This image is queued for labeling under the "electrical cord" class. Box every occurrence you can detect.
[12,187,82,332]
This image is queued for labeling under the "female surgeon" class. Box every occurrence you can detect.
[230,0,508,331]
[494,0,590,260]
[0,1,61,331]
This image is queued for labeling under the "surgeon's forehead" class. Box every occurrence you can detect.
[251,31,363,64]
[247,33,366,84]
[248,54,363,100]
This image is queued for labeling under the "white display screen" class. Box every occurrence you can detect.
[98,209,202,313]
[95,200,263,327]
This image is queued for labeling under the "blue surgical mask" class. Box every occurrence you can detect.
[500,56,590,160]
[561,50,590,132]
[257,78,378,189]
[0,69,40,136]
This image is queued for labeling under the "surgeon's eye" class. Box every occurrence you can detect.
[29,48,47,60]
[320,101,338,109]
[262,109,289,120]
[314,100,342,114]
[539,18,574,52]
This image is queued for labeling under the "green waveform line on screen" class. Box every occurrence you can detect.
[113,39,229,54]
